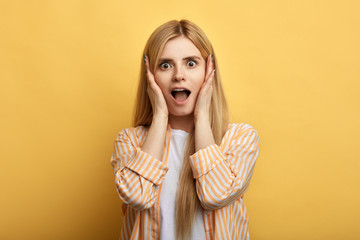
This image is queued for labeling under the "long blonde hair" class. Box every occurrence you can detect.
[133,19,229,239]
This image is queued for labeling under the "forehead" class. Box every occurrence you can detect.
[160,36,202,58]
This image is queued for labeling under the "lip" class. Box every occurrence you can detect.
[170,87,191,92]
[169,87,191,105]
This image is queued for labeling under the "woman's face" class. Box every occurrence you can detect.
[154,36,206,117]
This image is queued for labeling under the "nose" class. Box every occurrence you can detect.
[173,65,185,82]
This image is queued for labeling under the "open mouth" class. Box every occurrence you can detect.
[171,89,191,101]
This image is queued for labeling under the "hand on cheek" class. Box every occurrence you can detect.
[194,54,216,122]
[144,55,168,118]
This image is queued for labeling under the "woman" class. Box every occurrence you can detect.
[110,19,260,240]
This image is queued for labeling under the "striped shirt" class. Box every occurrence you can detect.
[110,122,260,240]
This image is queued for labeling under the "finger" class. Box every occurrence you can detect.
[144,55,156,84]
[204,55,212,81]
[205,54,214,83]
[209,69,215,86]
[204,65,215,89]
[144,54,150,72]
[204,68,216,90]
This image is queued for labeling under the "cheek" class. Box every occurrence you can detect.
[193,71,206,90]
[154,73,168,91]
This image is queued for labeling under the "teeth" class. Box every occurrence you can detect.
[171,88,191,98]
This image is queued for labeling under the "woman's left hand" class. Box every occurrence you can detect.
[194,54,216,122]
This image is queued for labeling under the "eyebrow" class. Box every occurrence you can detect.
[158,56,202,62]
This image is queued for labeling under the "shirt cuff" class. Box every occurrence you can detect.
[125,147,169,185]
[189,144,226,179]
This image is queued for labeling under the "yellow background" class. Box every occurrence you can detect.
[1,0,359,239]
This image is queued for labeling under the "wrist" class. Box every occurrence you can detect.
[194,113,210,125]
[152,112,168,124]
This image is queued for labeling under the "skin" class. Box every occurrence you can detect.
[141,36,216,160]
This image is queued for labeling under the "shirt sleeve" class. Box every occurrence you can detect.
[110,127,169,210]
[189,123,260,210]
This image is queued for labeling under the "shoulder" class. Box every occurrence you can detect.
[115,125,149,143]
[226,122,259,136]
[220,123,260,152]
[221,122,259,146]
[117,125,148,135]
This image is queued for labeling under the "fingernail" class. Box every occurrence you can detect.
[211,54,214,62]
[214,69,216,73]
[146,68,148,73]
[143,54,146,63]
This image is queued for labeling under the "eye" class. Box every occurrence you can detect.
[159,62,171,69]
[187,60,197,67]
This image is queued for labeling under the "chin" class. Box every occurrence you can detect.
[169,108,194,117]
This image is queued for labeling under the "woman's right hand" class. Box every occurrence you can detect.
[144,55,168,118]
[141,55,168,162]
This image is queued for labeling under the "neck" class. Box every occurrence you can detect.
[168,114,194,133]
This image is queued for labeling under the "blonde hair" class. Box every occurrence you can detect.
[133,19,229,239]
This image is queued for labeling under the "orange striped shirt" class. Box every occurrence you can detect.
[110,123,260,240]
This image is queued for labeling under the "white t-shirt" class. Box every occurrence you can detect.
[159,128,206,240]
